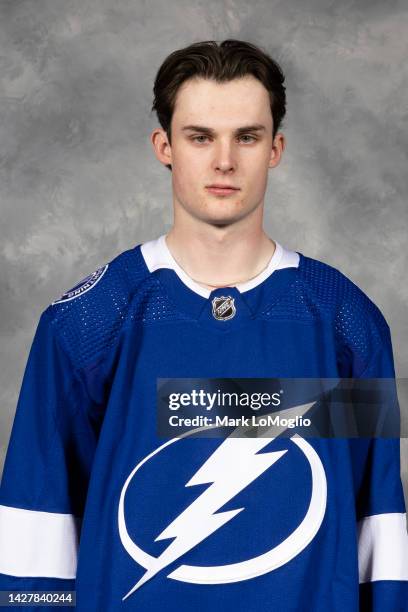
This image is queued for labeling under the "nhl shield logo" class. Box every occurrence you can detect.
[212,295,236,321]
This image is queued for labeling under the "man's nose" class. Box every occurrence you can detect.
[213,141,237,172]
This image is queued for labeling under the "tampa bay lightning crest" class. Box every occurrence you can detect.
[52,264,108,305]
[212,296,236,321]
[118,428,327,601]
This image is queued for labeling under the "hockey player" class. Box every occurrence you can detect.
[0,39,407,610]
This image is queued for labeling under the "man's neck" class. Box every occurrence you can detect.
[165,221,276,290]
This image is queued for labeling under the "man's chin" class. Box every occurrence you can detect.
[181,197,253,226]
[200,211,249,227]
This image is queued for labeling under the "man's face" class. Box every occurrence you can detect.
[157,75,284,227]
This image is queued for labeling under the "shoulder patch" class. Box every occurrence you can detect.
[51,264,109,305]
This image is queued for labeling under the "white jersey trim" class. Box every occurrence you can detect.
[358,512,408,582]
[0,504,80,579]
[141,234,300,299]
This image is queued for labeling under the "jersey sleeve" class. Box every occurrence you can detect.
[0,308,98,603]
[354,322,408,611]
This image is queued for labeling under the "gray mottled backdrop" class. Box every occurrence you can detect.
[1,0,407,507]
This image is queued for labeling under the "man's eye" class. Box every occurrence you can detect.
[239,134,257,143]
[191,135,210,143]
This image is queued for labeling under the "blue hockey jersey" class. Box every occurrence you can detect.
[0,234,407,611]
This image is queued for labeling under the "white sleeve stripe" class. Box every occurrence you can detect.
[358,512,408,583]
[0,504,81,579]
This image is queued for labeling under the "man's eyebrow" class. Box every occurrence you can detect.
[181,124,266,135]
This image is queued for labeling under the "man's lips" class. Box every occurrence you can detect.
[205,185,240,195]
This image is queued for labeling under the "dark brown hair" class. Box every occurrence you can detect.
[151,39,287,170]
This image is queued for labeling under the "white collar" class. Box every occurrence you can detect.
[141,234,300,299]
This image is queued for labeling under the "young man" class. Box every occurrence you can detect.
[0,39,407,611]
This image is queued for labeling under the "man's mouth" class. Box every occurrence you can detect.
[205,185,240,196]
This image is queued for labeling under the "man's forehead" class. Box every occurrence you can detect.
[177,75,268,102]
[172,77,271,126]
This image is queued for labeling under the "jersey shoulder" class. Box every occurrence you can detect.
[42,244,151,370]
[296,253,392,375]
[296,252,387,322]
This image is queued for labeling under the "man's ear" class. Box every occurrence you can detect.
[269,132,286,168]
[150,128,172,169]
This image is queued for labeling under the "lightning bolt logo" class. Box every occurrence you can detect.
[118,403,327,601]
[124,437,286,599]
